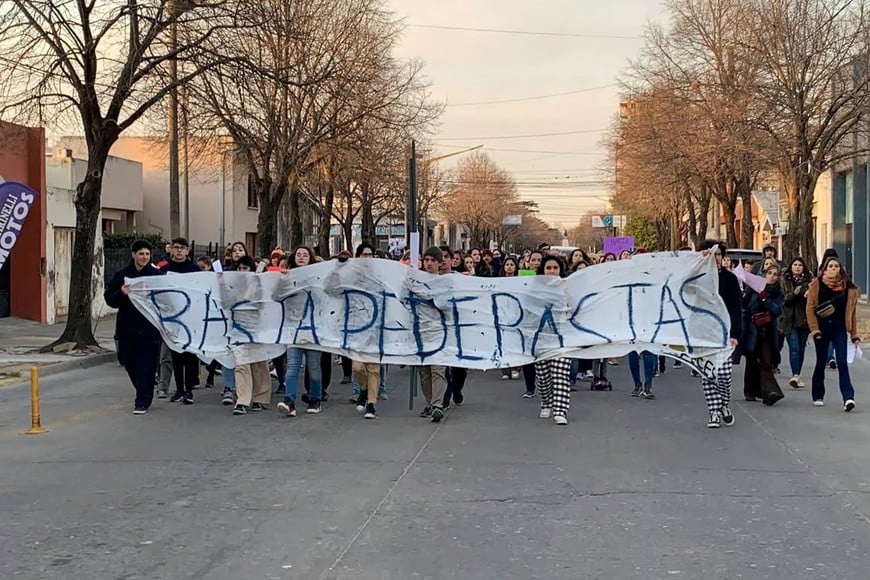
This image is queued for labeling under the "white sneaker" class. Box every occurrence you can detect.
[812,400,825,407]
[553,415,568,425]
[788,375,800,388]
[796,377,806,387]
[844,399,856,412]
[707,412,721,428]
[356,404,365,413]
[584,370,594,380]
[539,408,552,419]
[500,374,510,381]
[511,371,520,380]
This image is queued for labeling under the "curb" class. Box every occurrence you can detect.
[2,352,117,389]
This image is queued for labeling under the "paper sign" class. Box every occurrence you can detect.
[604,236,635,257]
[256,261,266,273]
[212,259,223,273]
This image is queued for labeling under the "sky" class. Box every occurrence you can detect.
[389,0,669,231]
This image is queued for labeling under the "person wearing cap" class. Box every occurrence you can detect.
[104,239,166,414]
[418,246,448,422]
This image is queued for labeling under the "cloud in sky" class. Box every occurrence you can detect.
[389,0,667,230]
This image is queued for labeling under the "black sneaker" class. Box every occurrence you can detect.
[453,392,464,406]
[707,412,721,428]
[221,388,234,405]
[828,358,837,369]
[306,401,322,414]
[204,381,214,389]
[522,391,535,399]
[673,361,682,369]
[250,402,268,411]
[300,393,311,405]
[133,405,147,415]
[233,404,248,415]
[630,384,642,397]
[182,392,194,405]
[169,391,185,403]
[721,406,735,426]
[364,403,377,419]
[431,407,444,423]
[419,405,433,418]
[641,389,656,400]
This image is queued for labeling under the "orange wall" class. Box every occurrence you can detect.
[0,121,46,321]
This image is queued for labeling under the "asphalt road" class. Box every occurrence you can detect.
[1,354,869,580]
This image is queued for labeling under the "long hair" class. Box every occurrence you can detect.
[818,256,857,289]
[537,255,567,277]
[290,245,316,269]
[500,256,519,277]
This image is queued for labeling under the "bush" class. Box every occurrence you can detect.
[103,232,166,250]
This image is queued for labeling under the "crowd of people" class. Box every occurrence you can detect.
[104,237,861,428]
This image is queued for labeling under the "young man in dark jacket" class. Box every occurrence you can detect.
[160,237,201,404]
[104,239,166,414]
[697,239,743,428]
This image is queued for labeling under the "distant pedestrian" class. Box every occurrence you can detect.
[104,239,166,414]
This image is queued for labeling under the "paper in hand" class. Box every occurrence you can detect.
[212,260,223,273]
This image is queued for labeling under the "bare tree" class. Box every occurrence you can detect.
[188,0,438,256]
[441,152,520,249]
[0,0,242,349]
[744,0,870,268]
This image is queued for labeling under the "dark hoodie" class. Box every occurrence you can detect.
[104,261,166,339]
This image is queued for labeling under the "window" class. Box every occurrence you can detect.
[247,174,259,209]
[845,171,854,224]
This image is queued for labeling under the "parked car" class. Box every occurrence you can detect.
[726,248,762,265]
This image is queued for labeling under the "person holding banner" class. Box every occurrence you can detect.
[277,246,325,418]
[418,247,449,423]
[104,239,166,414]
[351,242,381,419]
[697,240,742,428]
[534,255,573,426]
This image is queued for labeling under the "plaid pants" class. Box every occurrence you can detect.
[701,358,733,414]
[535,357,572,417]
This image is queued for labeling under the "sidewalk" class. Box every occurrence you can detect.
[0,314,117,387]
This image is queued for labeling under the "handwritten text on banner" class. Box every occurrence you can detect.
[127,251,731,372]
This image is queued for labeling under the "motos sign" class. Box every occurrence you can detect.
[0,181,39,270]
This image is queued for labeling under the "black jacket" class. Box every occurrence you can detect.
[104,261,166,339]
[160,259,200,274]
[719,268,743,340]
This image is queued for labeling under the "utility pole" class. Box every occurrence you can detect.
[168,0,180,239]
[407,139,418,411]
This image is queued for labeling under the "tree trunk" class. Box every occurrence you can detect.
[45,135,115,351]
[721,201,738,248]
[740,189,754,249]
[256,178,283,257]
[288,186,303,249]
[317,185,334,256]
[360,183,375,242]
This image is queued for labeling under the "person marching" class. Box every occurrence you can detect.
[534,255,572,426]
[696,240,742,428]
[160,237,201,405]
[806,256,861,411]
[418,246,448,423]
[104,239,166,414]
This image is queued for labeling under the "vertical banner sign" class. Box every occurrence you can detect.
[0,181,39,271]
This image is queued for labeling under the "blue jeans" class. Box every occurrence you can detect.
[222,365,235,391]
[284,347,322,404]
[787,327,810,376]
[811,320,854,403]
[628,351,657,386]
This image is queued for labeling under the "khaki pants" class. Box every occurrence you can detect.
[235,361,271,406]
[353,361,380,405]
[419,365,447,409]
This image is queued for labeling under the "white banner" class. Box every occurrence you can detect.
[126,252,732,374]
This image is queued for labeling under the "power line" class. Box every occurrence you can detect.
[446,84,618,107]
[432,143,605,155]
[407,23,641,40]
[437,128,608,141]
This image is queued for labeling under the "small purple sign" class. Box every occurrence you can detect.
[603,236,635,258]
[0,181,39,271]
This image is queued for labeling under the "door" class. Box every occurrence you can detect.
[53,227,76,318]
